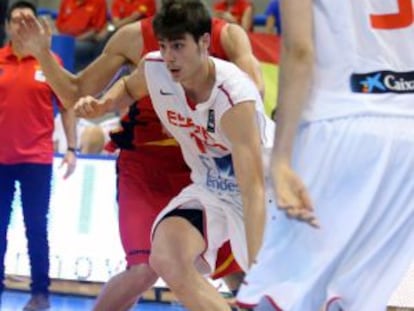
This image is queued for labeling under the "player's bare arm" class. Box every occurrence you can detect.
[214,11,237,24]
[75,21,143,97]
[271,0,318,227]
[240,5,253,32]
[222,23,264,97]
[221,101,266,266]
[112,11,142,30]
[59,105,77,178]
[75,60,148,119]
[16,14,142,106]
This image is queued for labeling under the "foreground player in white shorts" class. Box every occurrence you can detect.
[237,0,414,310]
[74,1,275,310]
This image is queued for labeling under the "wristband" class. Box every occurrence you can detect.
[67,147,77,153]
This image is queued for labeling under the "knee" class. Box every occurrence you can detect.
[149,251,185,285]
[128,264,158,286]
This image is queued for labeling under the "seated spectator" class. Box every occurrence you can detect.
[78,124,106,154]
[264,0,281,34]
[213,0,253,32]
[111,0,156,30]
[56,0,109,71]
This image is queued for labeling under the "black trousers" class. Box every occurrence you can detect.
[0,163,52,295]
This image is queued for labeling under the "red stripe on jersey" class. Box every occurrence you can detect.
[218,84,235,106]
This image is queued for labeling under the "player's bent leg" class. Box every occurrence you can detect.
[92,263,158,311]
[150,216,232,311]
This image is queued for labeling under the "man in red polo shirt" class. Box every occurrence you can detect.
[56,0,109,71]
[16,4,263,310]
[111,0,156,30]
[0,1,77,310]
[213,0,253,32]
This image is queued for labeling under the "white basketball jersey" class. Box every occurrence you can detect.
[305,0,414,120]
[144,52,274,205]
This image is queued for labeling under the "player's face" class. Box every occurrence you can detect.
[7,8,36,42]
[159,33,209,83]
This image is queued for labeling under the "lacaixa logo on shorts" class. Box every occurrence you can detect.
[351,70,414,93]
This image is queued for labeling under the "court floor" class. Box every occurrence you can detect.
[1,290,187,311]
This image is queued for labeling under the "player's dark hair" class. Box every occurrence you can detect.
[153,0,211,42]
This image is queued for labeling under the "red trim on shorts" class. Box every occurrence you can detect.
[264,296,284,311]
[211,252,242,280]
[236,301,257,309]
[237,291,342,311]
[218,84,235,106]
[324,296,343,311]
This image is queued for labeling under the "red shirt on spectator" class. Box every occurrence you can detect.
[213,0,252,27]
[56,0,107,36]
[0,44,62,164]
[112,0,156,20]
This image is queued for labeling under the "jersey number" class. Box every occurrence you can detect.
[370,0,413,29]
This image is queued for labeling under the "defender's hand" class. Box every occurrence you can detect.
[271,157,319,228]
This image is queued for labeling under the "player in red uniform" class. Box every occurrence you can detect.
[16,6,264,310]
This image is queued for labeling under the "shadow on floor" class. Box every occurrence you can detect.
[1,290,186,311]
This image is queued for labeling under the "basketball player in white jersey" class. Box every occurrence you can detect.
[237,0,414,310]
[75,1,274,310]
